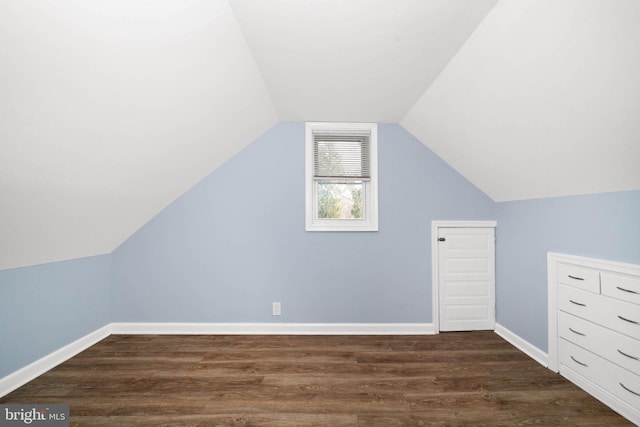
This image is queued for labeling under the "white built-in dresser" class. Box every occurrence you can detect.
[548,253,640,424]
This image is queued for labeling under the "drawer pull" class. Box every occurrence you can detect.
[570,355,588,367]
[617,349,640,361]
[619,383,640,397]
[568,327,586,336]
[569,299,586,307]
[568,275,584,281]
[617,286,640,295]
[618,315,640,325]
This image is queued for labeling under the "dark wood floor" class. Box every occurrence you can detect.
[1,331,633,426]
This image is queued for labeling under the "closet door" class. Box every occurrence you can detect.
[438,227,495,331]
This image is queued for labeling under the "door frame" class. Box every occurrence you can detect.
[431,220,497,333]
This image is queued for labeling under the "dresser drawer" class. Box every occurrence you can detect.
[602,272,640,305]
[559,311,640,375]
[558,263,600,293]
[558,284,603,322]
[560,339,640,410]
[558,284,640,340]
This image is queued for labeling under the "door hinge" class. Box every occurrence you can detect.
[438,237,446,242]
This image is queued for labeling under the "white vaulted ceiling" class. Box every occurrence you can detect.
[1,0,639,270]
[402,0,640,201]
[230,0,497,122]
[0,0,278,270]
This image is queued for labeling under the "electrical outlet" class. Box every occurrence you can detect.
[272,302,281,316]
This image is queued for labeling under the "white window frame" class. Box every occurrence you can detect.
[305,122,378,232]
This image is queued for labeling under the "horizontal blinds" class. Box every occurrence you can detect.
[313,131,370,179]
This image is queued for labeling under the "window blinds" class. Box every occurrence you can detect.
[313,131,371,180]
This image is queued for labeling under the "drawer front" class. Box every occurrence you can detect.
[558,284,604,322]
[557,263,600,293]
[559,311,640,375]
[560,339,640,410]
[602,272,640,306]
[558,285,640,340]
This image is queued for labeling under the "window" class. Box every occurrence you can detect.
[305,122,378,231]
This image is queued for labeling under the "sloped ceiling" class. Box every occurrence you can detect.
[229,0,497,122]
[1,0,639,270]
[0,0,277,270]
[402,0,640,201]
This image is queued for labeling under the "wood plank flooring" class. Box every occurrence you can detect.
[1,332,633,426]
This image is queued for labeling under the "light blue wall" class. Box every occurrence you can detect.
[0,254,111,377]
[111,123,496,323]
[3,122,638,381]
[496,190,640,351]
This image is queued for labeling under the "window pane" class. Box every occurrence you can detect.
[316,181,364,219]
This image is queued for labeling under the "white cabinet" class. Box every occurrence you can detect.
[548,253,640,425]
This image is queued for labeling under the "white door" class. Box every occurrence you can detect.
[438,227,495,331]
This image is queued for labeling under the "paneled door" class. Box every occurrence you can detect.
[438,227,495,331]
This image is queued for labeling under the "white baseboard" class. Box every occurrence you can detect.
[0,324,112,398]
[494,323,548,367]
[111,322,436,335]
